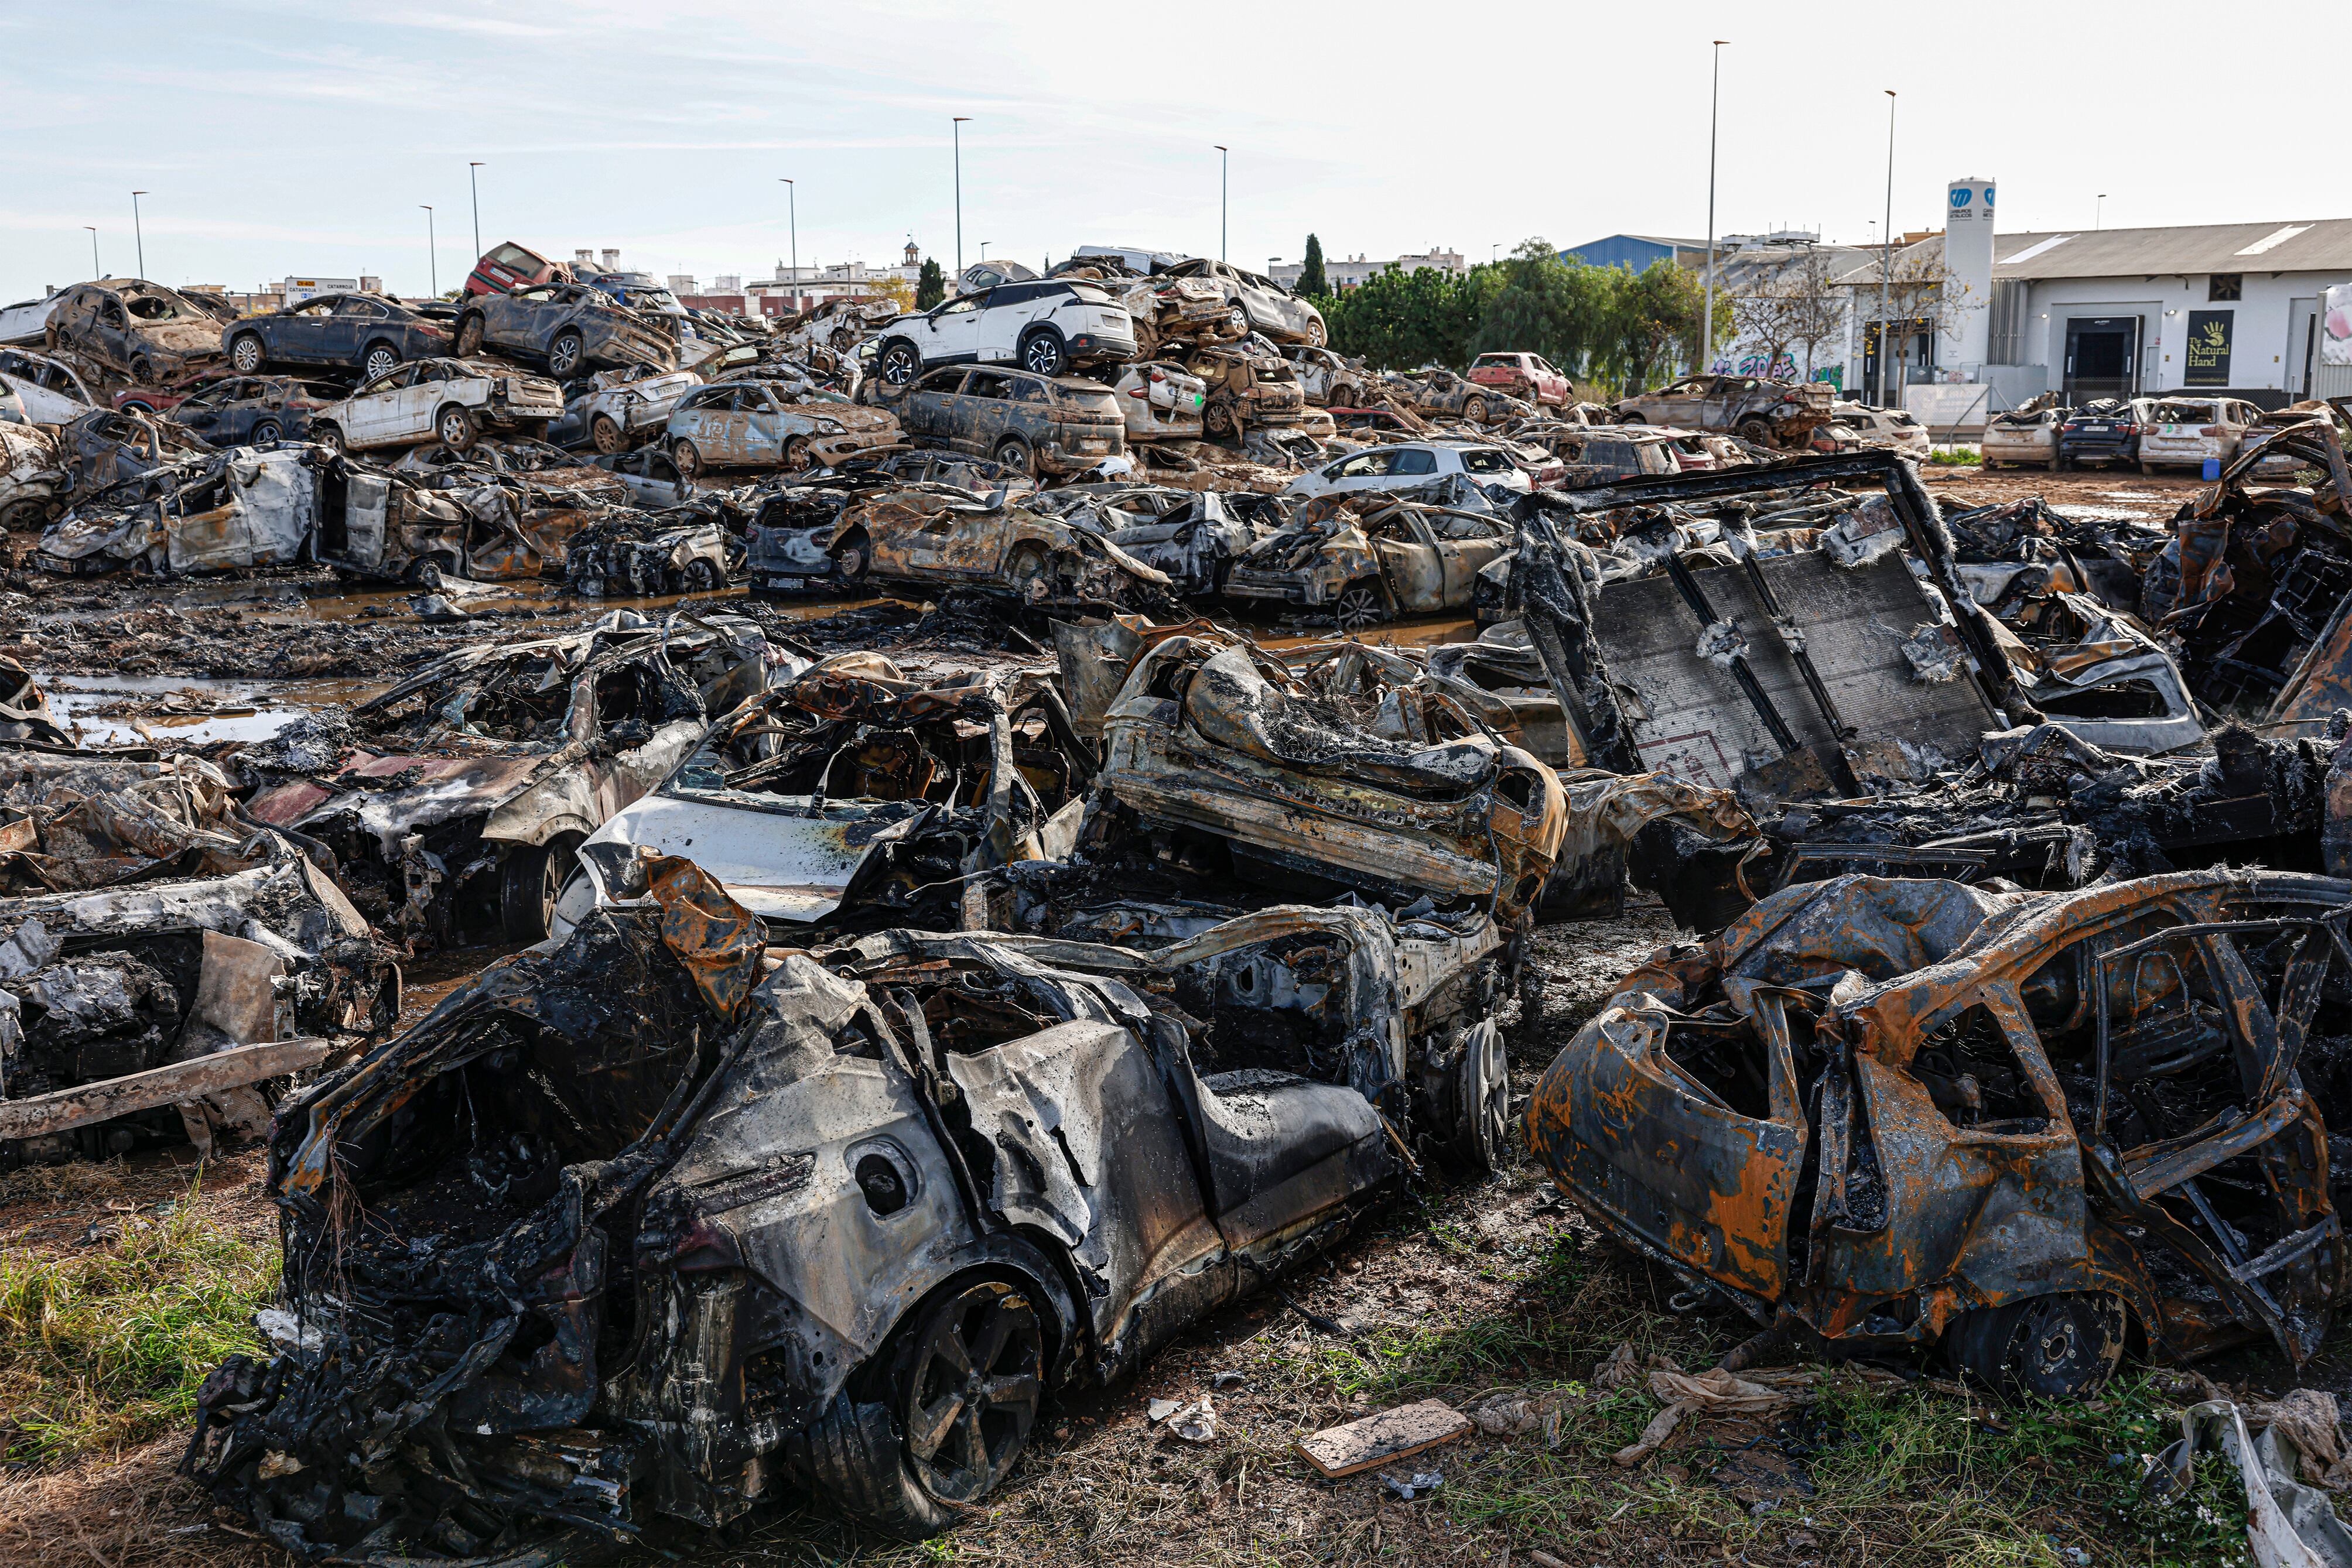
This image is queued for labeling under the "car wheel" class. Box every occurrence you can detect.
[672,439,704,480]
[1463,396,1489,424]
[435,405,478,453]
[832,526,871,584]
[312,422,344,453]
[1019,330,1068,377]
[362,342,401,382]
[229,334,265,374]
[679,557,723,594]
[879,340,921,388]
[1738,418,1772,447]
[993,435,1037,478]
[250,420,283,444]
[404,557,445,590]
[548,330,586,377]
[895,1278,1047,1509]
[1203,398,1237,440]
[1441,1019,1509,1176]
[130,356,156,385]
[784,434,815,471]
[1946,1291,2127,1403]
[499,836,580,943]
[1333,581,1386,630]
[1305,316,1328,347]
[590,414,625,454]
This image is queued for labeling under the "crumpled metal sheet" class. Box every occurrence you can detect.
[644,853,763,1019]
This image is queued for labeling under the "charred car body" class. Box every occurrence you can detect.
[454,283,678,376]
[828,484,1172,612]
[44,278,233,386]
[1614,374,1835,450]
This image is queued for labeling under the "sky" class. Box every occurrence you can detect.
[3,1,2334,303]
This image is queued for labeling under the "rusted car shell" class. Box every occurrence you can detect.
[1530,869,2352,1375]
[831,485,1171,611]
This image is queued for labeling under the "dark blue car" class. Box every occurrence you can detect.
[223,293,456,383]
[166,375,341,447]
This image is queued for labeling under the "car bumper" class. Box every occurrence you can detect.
[1067,333,1137,362]
[2061,438,2136,461]
[1223,568,1322,604]
[485,402,565,427]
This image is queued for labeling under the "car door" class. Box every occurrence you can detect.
[1427,508,1510,604]
[274,299,335,364]
[95,296,135,372]
[899,369,964,440]
[335,365,408,447]
[1317,448,1398,495]
[975,283,1039,362]
[1367,509,1444,609]
[170,379,234,444]
[331,296,392,366]
[923,290,990,364]
[736,382,785,464]
[480,289,541,354]
[1648,377,1703,426]
[1383,445,1438,492]
[955,369,1017,457]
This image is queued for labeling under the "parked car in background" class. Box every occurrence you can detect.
[1281,344,1381,408]
[166,375,341,447]
[45,279,233,385]
[1105,360,1206,441]
[1982,403,2067,470]
[1531,427,1684,485]
[2057,399,2149,469]
[464,239,565,297]
[874,280,1136,386]
[1613,374,1834,449]
[0,348,98,423]
[1401,367,1533,426]
[1185,341,1305,439]
[309,358,563,453]
[0,296,61,347]
[223,292,455,382]
[665,381,900,477]
[2138,395,2265,474]
[1284,440,1530,500]
[1468,351,1570,408]
[1156,258,1326,345]
[893,365,1127,477]
[454,282,677,375]
[547,364,701,453]
[1828,400,1931,458]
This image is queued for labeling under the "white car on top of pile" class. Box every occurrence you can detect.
[1283,440,1532,500]
[873,279,1137,387]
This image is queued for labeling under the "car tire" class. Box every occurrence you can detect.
[671,439,704,480]
[1019,330,1068,378]
[361,342,401,382]
[1738,418,1772,447]
[1333,581,1386,630]
[679,557,723,594]
[435,405,478,453]
[879,340,921,388]
[1223,304,1250,338]
[548,330,586,377]
[312,422,345,453]
[590,414,625,454]
[1945,1291,2127,1403]
[832,526,871,584]
[131,355,156,385]
[229,334,266,374]
[251,420,282,444]
[784,434,815,471]
[1438,1019,1509,1176]
[993,435,1037,478]
[453,314,484,357]
[1203,398,1237,440]
[1463,396,1489,424]
[500,836,580,943]
[1305,316,1328,347]
[404,557,446,590]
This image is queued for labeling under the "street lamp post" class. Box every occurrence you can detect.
[1703,40,1727,377]
[421,206,436,296]
[780,179,797,311]
[83,227,98,277]
[952,118,970,276]
[1876,90,1896,408]
[2097,193,2107,230]
[1213,146,1228,262]
[131,191,148,278]
[467,162,484,264]
[980,242,990,261]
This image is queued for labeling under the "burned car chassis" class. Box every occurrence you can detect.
[1530,870,2352,1401]
[185,864,1515,1556]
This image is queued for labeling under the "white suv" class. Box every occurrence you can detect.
[875,280,1136,388]
[1283,440,1531,500]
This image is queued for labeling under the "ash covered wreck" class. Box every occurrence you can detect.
[183,850,1516,1553]
[242,615,773,947]
[1530,869,2352,1398]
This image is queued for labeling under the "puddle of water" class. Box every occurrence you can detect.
[39,672,375,747]
[1260,614,1477,652]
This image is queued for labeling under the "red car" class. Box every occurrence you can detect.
[1468,351,1570,408]
[112,386,190,415]
[464,239,565,297]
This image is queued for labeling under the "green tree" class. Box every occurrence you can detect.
[1298,234,1328,298]
[915,257,945,310]
[1323,262,1483,371]
[1472,239,1616,381]
[1601,259,1718,392]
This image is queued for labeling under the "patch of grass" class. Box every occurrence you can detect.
[1929,447,1983,465]
[0,1181,276,1462]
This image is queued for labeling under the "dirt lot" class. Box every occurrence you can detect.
[1916,461,2206,523]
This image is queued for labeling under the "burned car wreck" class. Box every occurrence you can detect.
[1530,869,2352,1399]
[184,853,1516,1553]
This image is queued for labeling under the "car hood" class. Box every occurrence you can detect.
[579,790,928,923]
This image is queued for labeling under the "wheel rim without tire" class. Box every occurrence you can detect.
[364,347,398,381]
[1335,587,1382,629]
[674,442,702,478]
[901,1282,1044,1505]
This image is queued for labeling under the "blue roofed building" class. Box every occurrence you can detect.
[1559,234,1711,271]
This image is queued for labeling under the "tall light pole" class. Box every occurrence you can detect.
[779,179,797,310]
[1876,90,1896,408]
[421,206,437,296]
[952,118,970,276]
[83,227,98,277]
[2096,193,2107,230]
[131,191,148,278]
[1213,146,1228,262]
[1702,40,1727,377]
[467,162,484,262]
[980,241,991,260]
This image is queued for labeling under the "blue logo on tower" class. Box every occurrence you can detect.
[1984,186,1995,207]
[1950,187,1972,208]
